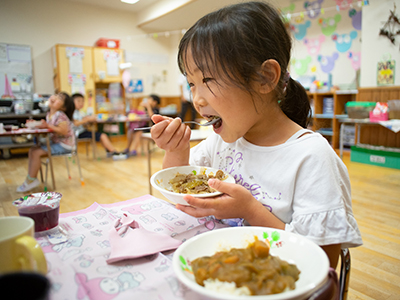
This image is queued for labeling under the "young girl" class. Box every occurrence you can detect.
[150,1,362,268]
[123,94,160,156]
[17,92,75,192]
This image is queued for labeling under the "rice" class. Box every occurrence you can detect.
[203,278,251,296]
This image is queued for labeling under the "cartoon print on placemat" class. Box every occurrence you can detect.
[319,14,341,36]
[155,258,170,272]
[52,234,86,252]
[74,254,94,268]
[318,52,339,73]
[97,265,131,275]
[93,208,107,219]
[72,216,87,224]
[90,229,103,237]
[139,214,157,224]
[304,35,325,55]
[75,271,145,300]
[165,275,190,297]
[348,51,361,70]
[82,223,94,229]
[97,240,110,248]
[291,20,311,40]
[332,31,358,52]
[349,8,362,30]
[161,212,178,221]
[62,248,92,261]
[304,0,323,19]
[122,200,164,215]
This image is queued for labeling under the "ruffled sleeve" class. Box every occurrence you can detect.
[285,206,362,248]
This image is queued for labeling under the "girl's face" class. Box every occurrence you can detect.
[185,53,267,144]
[49,94,65,111]
[74,96,84,110]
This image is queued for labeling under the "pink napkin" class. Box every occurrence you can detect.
[107,214,182,263]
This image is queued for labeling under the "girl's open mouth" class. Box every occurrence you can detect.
[205,115,222,129]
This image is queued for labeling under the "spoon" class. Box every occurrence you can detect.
[133,118,221,131]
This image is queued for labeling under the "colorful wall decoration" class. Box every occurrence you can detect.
[286,0,367,89]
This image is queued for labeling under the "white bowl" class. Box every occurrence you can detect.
[150,166,236,205]
[173,227,329,300]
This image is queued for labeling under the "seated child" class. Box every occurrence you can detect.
[72,93,124,158]
[123,94,160,156]
[17,92,75,192]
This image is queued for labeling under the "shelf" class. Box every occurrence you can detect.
[315,114,334,119]
[317,129,334,136]
[335,114,349,119]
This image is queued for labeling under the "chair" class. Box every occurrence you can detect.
[339,248,351,300]
[76,136,93,158]
[307,248,351,300]
[39,143,84,191]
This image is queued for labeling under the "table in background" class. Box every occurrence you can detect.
[141,129,212,194]
[0,128,55,190]
[89,116,150,159]
[0,112,47,157]
[338,118,400,159]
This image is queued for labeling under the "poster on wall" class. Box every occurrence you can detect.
[66,47,84,74]
[377,55,395,86]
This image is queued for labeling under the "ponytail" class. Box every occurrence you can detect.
[279,78,311,128]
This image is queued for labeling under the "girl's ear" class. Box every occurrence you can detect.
[259,59,281,94]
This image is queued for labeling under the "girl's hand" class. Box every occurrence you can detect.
[37,119,49,129]
[150,115,191,153]
[176,179,259,220]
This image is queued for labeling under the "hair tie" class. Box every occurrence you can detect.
[283,71,290,92]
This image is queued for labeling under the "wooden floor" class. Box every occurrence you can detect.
[1,137,399,300]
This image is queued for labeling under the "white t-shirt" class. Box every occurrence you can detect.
[189,129,363,249]
[72,109,87,136]
[179,74,192,102]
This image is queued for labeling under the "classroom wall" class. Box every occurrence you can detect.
[360,0,400,87]
[0,0,181,97]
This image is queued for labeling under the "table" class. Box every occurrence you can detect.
[141,129,212,194]
[90,116,150,159]
[0,112,47,157]
[38,195,338,300]
[0,128,55,190]
[338,118,400,159]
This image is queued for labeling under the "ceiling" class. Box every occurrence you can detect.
[64,0,246,33]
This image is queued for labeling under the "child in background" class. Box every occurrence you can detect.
[123,94,160,156]
[72,93,124,159]
[17,92,75,192]
[150,1,362,268]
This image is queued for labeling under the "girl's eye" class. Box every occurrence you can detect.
[188,82,194,87]
[202,77,213,84]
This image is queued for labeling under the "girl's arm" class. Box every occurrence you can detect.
[73,115,96,127]
[41,119,69,136]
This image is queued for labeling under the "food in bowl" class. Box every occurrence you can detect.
[150,166,236,205]
[192,237,300,296]
[169,169,227,194]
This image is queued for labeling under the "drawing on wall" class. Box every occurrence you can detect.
[348,52,361,70]
[318,14,341,36]
[377,55,395,86]
[304,0,324,19]
[127,79,144,93]
[292,56,312,76]
[304,35,325,55]
[66,47,84,74]
[332,31,357,52]
[349,9,362,30]
[292,20,311,40]
[379,4,400,50]
[318,52,339,73]
[335,0,353,10]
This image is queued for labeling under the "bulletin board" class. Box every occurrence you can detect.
[0,43,34,98]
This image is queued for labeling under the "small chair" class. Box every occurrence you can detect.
[40,146,84,191]
[339,248,351,300]
[76,136,93,158]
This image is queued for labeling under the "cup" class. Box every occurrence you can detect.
[13,192,62,233]
[0,272,51,300]
[0,216,47,274]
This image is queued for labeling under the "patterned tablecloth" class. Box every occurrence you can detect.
[38,195,228,300]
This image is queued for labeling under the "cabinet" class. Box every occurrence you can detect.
[308,90,358,150]
[52,44,125,114]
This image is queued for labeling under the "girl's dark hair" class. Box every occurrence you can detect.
[58,92,75,121]
[149,94,161,105]
[178,1,310,128]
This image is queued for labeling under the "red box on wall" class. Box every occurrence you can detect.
[95,38,120,48]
